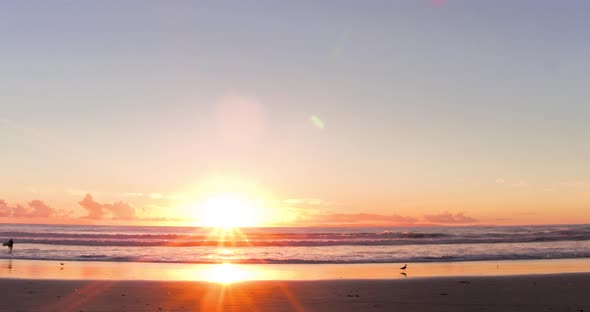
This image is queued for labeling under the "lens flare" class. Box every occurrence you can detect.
[310,115,325,129]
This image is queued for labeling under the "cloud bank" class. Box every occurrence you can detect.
[315,213,419,225]
[1,194,479,226]
[300,210,478,226]
[422,211,478,224]
[78,194,136,220]
[0,199,71,218]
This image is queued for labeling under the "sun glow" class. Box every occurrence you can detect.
[201,263,253,284]
[198,194,261,228]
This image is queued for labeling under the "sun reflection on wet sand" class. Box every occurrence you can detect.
[177,262,285,284]
[1,258,590,282]
[201,263,252,284]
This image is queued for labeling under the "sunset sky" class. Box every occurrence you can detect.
[1,1,589,226]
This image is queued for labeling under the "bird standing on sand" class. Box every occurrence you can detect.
[2,239,13,252]
[400,264,407,270]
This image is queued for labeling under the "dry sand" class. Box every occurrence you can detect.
[1,274,589,312]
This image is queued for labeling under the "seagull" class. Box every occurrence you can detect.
[400,264,407,270]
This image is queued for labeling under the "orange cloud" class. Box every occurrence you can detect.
[27,200,54,218]
[78,194,104,219]
[298,210,478,226]
[0,200,13,217]
[0,199,71,218]
[318,213,419,225]
[78,194,136,220]
[422,211,477,224]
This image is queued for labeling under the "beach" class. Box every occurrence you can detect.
[2,225,590,311]
[1,259,590,311]
[1,274,589,311]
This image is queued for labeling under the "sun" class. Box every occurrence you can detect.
[198,194,260,228]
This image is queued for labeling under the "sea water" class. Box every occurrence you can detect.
[1,224,589,264]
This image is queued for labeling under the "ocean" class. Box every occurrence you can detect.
[1,224,589,264]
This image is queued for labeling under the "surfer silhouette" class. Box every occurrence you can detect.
[3,239,13,253]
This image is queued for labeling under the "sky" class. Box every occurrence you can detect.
[1,0,589,226]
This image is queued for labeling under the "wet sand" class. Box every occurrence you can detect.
[1,259,589,311]
[2,258,590,281]
[1,274,590,311]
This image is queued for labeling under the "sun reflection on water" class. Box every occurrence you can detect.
[218,249,233,255]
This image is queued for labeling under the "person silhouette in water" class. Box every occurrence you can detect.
[3,239,13,253]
